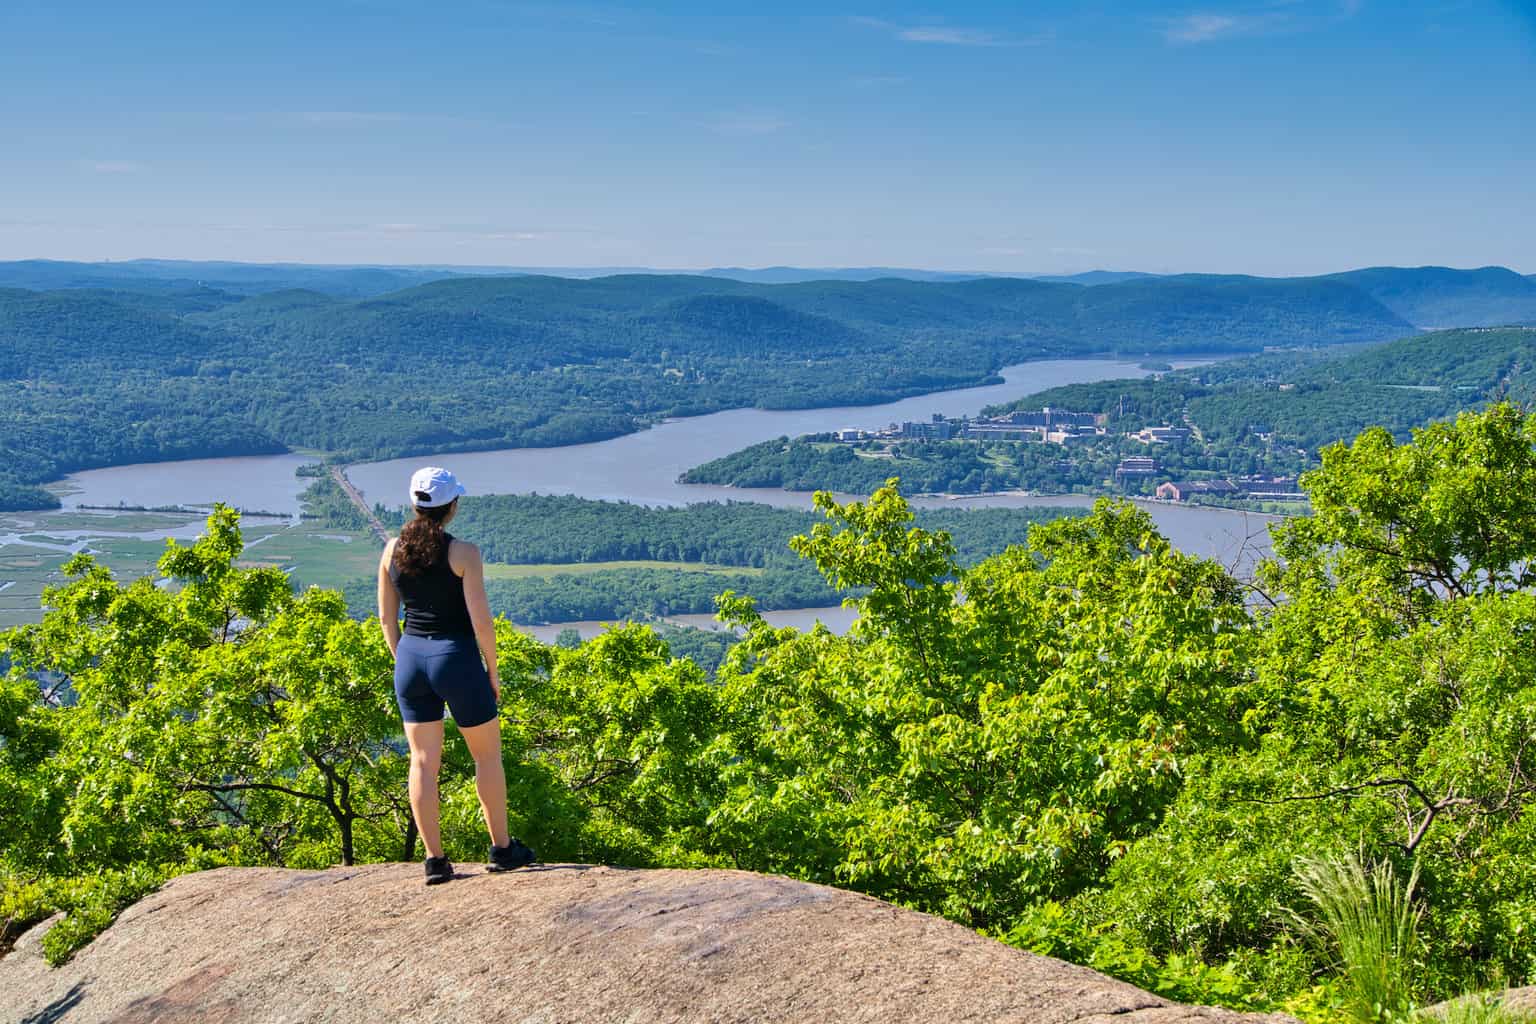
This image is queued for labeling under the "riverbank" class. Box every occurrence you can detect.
[41,358,1189,513]
[9,356,1283,631]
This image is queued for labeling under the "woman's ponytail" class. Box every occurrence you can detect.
[393,496,455,576]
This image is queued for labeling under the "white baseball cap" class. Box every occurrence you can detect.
[408,466,466,508]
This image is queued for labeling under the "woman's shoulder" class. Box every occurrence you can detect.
[446,536,482,570]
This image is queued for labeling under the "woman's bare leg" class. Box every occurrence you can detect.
[458,718,510,848]
[404,720,446,859]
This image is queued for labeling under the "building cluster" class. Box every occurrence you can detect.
[1126,425,1191,444]
[1151,474,1303,503]
[833,407,1108,445]
[835,408,1209,449]
[829,408,1305,504]
[1109,458,1302,502]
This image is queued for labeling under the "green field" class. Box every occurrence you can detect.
[0,508,769,627]
[241,528,383,589]
[482,560,765,580]
[0,510,377,627]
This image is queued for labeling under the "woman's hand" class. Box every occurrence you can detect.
[454,540,501,706]
[377,541,403,658]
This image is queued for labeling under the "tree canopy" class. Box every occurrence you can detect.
[5,405,1535,1015]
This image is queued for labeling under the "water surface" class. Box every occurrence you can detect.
[347,359,1199,509]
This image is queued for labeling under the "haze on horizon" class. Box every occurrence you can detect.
[3,0,1533,277]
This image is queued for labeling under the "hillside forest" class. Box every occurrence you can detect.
[7,263,1535,511]
[684,327,1536,499]
[316,491,1079,624]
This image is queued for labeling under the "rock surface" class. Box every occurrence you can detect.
[1,863,1298,1024]
[1424,988,1536,1018]
[1505,989,1536,1014]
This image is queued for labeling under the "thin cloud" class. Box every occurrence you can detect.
[193,222,592,242]
[852,16,1043,47]
[1164,13,1250,42]
[365,223,580,241]
[201,110,512,130]
[898,26,1002,46]
[297,111,406,124]
[701,113,791,137]
[1162,2,1364,44]
[85,160,147,174]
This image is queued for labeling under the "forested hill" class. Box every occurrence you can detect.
[684,328,1536,497]
[1321,265,1536,327]
[0,264,1520,511]
[3,259,1533,324]
[1001,326,1536,452]
[190,271,1417,352]
[0,259,460,297]
[1302,324,1536,397]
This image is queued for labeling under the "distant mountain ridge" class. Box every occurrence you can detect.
[1322,265,1536,328]
[3,258,1533,509]
[0,258,459,298]
[0,259,1531,326]
[1031,271,1158,286]
[0,266,1427,507]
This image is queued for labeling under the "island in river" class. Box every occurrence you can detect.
[681,328,1536,511]
[6,357,1277,633]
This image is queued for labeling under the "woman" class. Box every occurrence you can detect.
[378,465,536,884]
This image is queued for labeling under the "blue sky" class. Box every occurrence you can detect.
[2,1,1532,274]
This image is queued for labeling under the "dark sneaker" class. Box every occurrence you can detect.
[424,856,454,885]
[487,839,536,872]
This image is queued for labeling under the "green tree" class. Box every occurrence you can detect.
[708,480,1250,929]
[1090,404,1536,993]
[1,506,407,870]
[501,625,725,867]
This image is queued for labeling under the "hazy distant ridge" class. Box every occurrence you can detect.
[0,260,1531,327]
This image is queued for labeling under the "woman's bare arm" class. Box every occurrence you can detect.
[377,539,402,658]
[452,540,500,700]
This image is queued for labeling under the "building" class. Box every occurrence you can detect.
[1128,425,1191,444]
[961,407,1102,441]
[900,414,953,441]
[1114,456,1159,482]
[1156,479,1239,502]
[1239,476,1304,500]
[962,421,1042,441]
[1002,406,1101,429]
[1045,425,1102,444]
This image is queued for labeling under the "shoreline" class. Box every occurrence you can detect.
[41,353,1221,505]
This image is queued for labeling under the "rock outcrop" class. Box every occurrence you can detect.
[2,863,1298,1024]
[1424,988,1536,1019]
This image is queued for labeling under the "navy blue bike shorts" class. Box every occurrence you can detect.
[393,632,498,728]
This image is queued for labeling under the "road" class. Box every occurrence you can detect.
[330,466,391,545]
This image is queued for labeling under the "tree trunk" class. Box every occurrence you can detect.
[337,775,355,866]
[339,813,355,866]
[402,818,418,862]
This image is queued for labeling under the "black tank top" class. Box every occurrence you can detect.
[390,532,473,637]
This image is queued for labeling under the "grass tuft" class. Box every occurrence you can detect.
[1290,850,1422,1024]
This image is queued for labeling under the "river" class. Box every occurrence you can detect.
[346,358,1207,509]
[58,358,1187,515]
[50,356,1280,638]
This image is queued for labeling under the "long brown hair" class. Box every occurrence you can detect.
[393,498,456,577]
